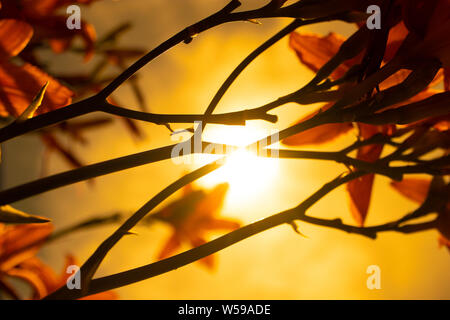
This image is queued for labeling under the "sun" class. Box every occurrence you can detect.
[193,125,279,203]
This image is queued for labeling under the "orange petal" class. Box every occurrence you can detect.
[195,183,229,218]
[0,223,53,272]
[383,21,409,62]
[347,174,375,226]
[6,267,49,299]
[445,67,450,91]
[198,254,215,270]
[48,38,72,54]
[282,104,353,146]
[390,178,431,204]
[346,124,387,226]
[433,115,450,131]
[289,32,353,80]
[379,69,412,91]
[207,218,241,231]
[356,124,392,162]
[158,233,182,260]
[79,21,97,62]
[0,19,33,57]
[189,236,215,270]
[0,61,73,117]
[438,234,450,252]
[15,257,59,297]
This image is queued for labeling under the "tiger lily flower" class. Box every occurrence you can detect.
[282,4,448,225]
[0,18,73,118]
[147,183,241,269]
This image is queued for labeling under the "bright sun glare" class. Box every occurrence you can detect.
[194,125,279,203]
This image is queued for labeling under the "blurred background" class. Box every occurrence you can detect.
[2,0,449,299]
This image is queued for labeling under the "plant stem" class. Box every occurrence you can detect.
[46,171,363,299]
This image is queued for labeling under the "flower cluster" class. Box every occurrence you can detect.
[283,0,449,248]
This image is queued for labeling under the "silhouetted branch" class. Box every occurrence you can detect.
[46,171,364,299]
[2,132,428,205]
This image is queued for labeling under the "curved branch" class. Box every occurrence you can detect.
[45,171,363,299]
[0,135,407,205]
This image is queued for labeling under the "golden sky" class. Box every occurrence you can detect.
[3,0,449,299]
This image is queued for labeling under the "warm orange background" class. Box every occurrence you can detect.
[2,0,449,299]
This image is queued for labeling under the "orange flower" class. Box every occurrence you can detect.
[0,223,53,299]
[283,9,447,225]
[284,27,407,225]
[149,183,241,269]
[0,18,73,117]
[346,124,394,226]
[1,0,98,61]
[11,255,118,300]
[0,222,117,299]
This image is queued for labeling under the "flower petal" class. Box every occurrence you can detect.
[158,233,182,260]
[346,124,387,226]
[0,19,33,57]
[6,267,49,299]
[0,61,73,117]
[206,218,241,231]
[383,21,409,62]
[438,235,450,252]
[194,183,229,218]
[282,104,353,146]
[347,174,376,226]
[289,32,355,80]
[0,223,53,272]
[14,257,59,299]
[390,178,431,204]
[189,236,215,270]
[444,67,450,91]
